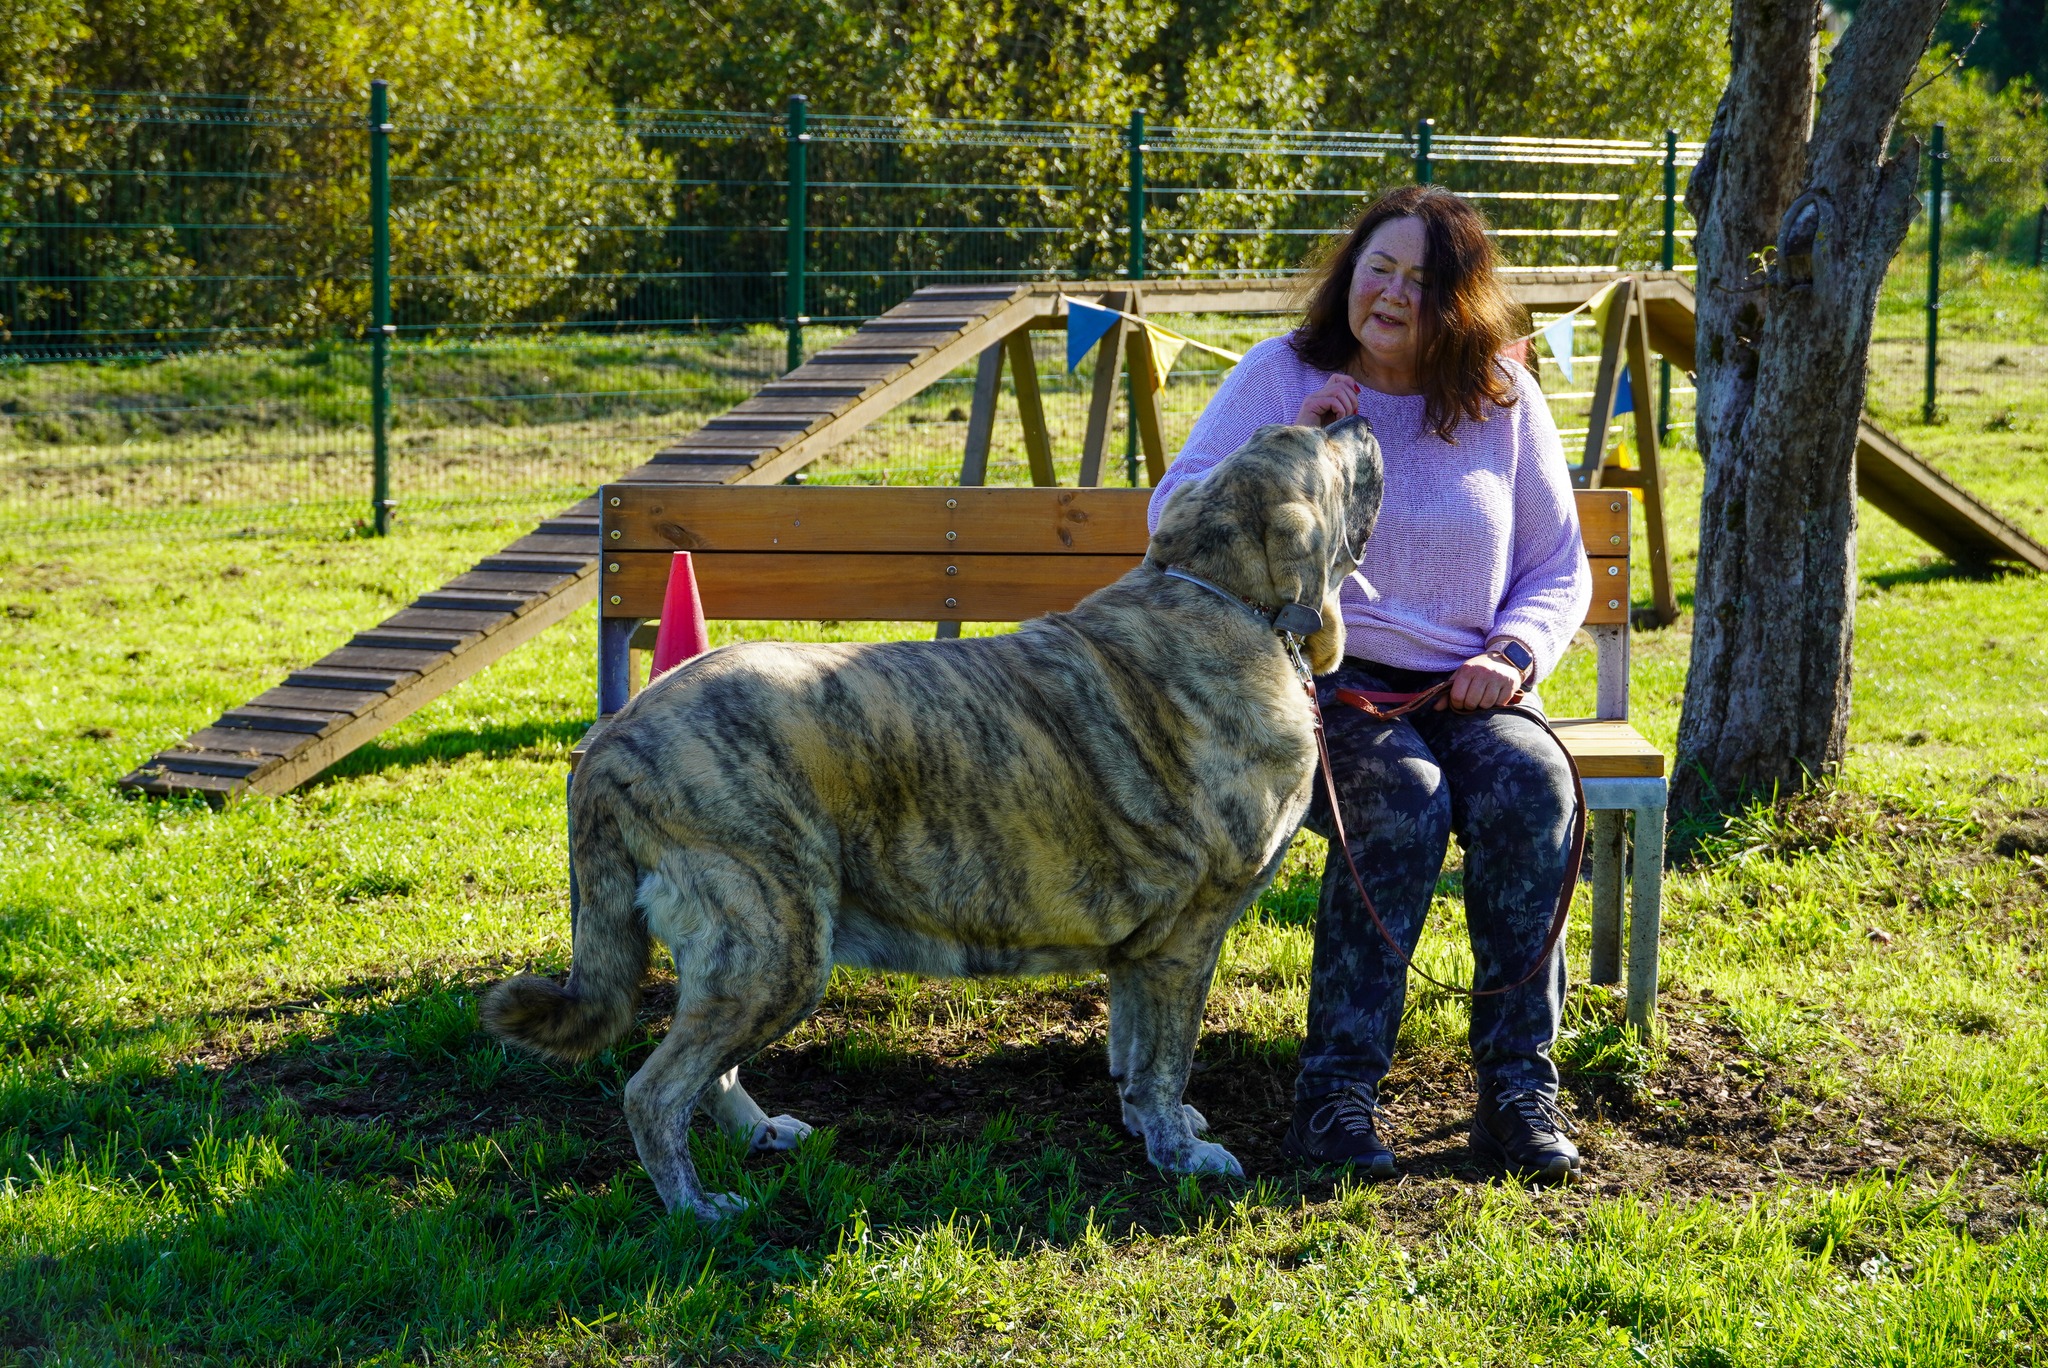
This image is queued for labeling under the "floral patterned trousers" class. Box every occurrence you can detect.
[1296,657,1576,1105]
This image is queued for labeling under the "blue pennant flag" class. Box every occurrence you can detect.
[1613,364,1634,417]
[1066,300,1122,372]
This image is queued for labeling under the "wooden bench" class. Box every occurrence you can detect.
[579,483,1668,1029]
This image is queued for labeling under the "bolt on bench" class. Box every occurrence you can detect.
[576,483,1667,1030]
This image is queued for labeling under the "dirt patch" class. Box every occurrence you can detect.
[201,973,2041,1243]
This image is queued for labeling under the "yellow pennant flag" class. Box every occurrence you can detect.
[1143,324,1189,393]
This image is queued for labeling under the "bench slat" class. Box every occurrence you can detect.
[605,551,1143,622]
[603,486,1153,555]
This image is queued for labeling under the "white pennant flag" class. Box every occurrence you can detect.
[1542,316,1577,385]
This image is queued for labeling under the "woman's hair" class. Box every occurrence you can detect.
[1289,185,1522,442]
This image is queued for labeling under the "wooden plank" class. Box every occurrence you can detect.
[318,646,451,673]
[218,706,352,736]
[1003,329,1058,487]
[351,627,481,653]
[637,459,759,483]
[385,606,516,633]
[602,486,1151,554]
[250,684,388,711]
[444,570,582,595]
[476,553,593,576]
[144,750,274,779]
[1585,558,1630,624]
[724,396,846,418]
[758,381,868,399]
[849,328,963,348]
[703,416,818,433]
[287,665,419,692]
[415,591,536,615]
[1079,290,1128,487]
[502,533,598,556]
[184,727,310,757]
[120,766,246,799]
[1576,492,1629,552]
[605,551,1142,621]
[1550,719,1665,778]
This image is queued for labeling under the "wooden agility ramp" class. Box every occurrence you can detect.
[121,272,2046,802]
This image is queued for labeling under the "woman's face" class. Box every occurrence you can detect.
[1345,215,1429,375]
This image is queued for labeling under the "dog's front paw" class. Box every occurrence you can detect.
[688,1190,750,1222]
[1173,1141,1244,1179]
[1123,1102,1210,1137]
[750,1115,813,1152]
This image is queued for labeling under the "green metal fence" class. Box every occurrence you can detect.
[1,90,2037,542]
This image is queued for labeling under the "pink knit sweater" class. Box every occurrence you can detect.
[1148,335,1592,678]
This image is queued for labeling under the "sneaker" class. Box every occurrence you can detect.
[1281,1086,1397,1177]
[1471,1085,1582,1182]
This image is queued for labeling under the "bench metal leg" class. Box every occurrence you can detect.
[599,615,642,717]
[1626,793,1667,1034]
[1588,808,1626,984]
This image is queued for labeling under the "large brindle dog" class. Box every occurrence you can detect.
[485,418,1383,1219]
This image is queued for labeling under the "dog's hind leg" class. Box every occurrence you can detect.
[627,854,831,1219]
[699,1066,814,1153]
[1108,917,1242,1179]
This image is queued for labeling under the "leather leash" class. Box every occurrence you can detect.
[1308,676,1587,998]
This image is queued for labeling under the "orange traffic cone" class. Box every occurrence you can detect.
[650,550,710,679]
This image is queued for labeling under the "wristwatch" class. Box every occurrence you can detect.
[1487,638,1536,684]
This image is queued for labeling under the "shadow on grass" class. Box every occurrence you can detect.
[3,964,2034,1361]
[1862,558,2012,591]
[312,716,590,785]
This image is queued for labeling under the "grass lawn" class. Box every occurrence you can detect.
[3,308,2047,1359]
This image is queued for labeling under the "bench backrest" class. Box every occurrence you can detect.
[598,484,1635,717]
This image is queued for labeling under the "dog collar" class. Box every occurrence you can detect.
[1159,566,1324,640]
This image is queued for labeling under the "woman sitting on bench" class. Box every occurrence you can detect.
[1147,185,1592,1182]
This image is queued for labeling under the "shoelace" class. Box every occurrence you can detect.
[1493,1088,1578,1138]
[1308,1085,1386,1140]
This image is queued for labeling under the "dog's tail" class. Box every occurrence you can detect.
[482,773,649,1062]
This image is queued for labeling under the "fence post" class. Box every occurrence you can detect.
[1414,118,1434,185]
[368,79,393,537]
[1924,121,1944,424]
[2033,201,2044,269]
[1659,128,1676,442]
[1126,109,1145,486]
[785,94,809,375]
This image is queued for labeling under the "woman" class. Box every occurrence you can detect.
[1147,185,1591,1182]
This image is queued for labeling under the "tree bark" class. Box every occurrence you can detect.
[1673,0,1946,815]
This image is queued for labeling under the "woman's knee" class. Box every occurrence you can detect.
[1337,751,1452,854]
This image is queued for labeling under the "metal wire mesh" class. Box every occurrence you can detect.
[2,90,2037,544]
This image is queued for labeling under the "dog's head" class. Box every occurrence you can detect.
[1150,416,1383,674]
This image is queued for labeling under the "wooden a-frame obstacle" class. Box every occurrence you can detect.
[121,271,2047,803]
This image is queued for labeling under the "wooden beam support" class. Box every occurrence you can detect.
[1577,277,1633,489]
[1621,289,1679,625]
[1122,291,1169,485]
[1004,329,1059,487]
[1078,289,1128,488]
[958,342,1004,487]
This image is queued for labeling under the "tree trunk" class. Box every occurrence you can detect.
[1673,0,1947,815]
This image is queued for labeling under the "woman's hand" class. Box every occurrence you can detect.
[1295,373,1361,427]
[1439,653,1524,711]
